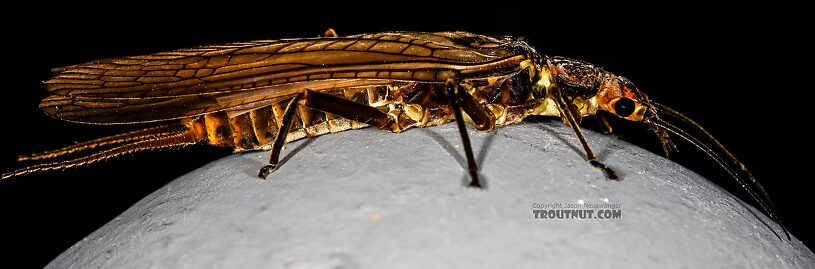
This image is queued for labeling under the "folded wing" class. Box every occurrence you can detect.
[41,32,528,124]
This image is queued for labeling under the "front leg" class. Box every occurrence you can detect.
[551,87,618,180]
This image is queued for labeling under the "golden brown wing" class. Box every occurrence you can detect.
[41,31,533,124]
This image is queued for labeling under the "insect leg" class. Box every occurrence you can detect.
[258,92,306,179]
[552,87,618,180]
[258,85,492,186]
[450,82,494,131]
[257,90,394,179]
[445,80,487,188]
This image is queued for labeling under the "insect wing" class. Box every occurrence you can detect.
[41,32,527,124]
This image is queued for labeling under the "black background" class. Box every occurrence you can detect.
[1,3,811,268]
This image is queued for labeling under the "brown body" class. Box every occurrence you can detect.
[41,32,541,152]
[3,30,790,240]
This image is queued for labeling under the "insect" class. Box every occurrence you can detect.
[1,29,788,239]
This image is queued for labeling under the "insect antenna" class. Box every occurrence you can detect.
[648,102,790,240]
[17,125,189,161]
[1,125,199,180]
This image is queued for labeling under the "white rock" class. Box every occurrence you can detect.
[47,120,815,269]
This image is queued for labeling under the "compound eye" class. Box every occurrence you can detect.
[613,98,635,117]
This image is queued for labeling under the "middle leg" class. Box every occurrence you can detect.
[444,79,495,188]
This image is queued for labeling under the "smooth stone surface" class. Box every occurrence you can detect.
[48,119,814,269]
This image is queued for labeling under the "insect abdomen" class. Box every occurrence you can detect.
[193,88,381,151]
